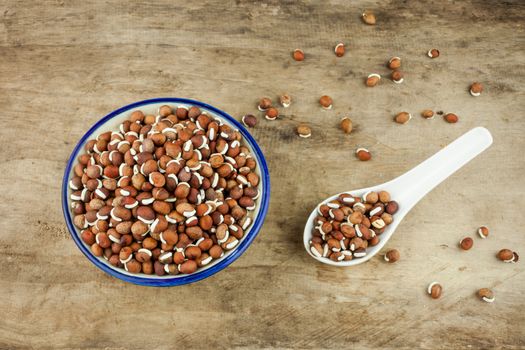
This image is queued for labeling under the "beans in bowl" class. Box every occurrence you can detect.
[69,105,260,276]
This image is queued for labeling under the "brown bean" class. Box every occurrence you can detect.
[178,260,198,274]
[209,245,223,259]
[91,243,103,257]
[185,246,202,259]
[142,237,158,250]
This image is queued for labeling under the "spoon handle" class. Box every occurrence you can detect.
[384,127,493,210]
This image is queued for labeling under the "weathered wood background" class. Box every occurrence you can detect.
[1,0,524,348]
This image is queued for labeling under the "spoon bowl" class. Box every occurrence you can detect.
[304,127,493,266]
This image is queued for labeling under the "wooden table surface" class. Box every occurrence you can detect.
[1,1,524,348]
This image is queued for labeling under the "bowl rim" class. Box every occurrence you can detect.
[62,97,270,287]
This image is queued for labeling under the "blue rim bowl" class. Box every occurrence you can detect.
[62,97,270,286]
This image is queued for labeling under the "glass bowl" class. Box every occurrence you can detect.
[62,98,270,286]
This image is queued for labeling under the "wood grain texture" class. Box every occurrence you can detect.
[0,0,524,348]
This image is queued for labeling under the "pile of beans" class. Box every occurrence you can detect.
[69,105,260,276]
[309,190,398,262]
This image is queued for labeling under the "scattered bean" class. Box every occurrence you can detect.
[258,97,272,111]
[497,249,519,263]
[444,113,459,123]
[384,249,400,263]
[427,282,442,299]
[366,74,381,87]
[362,10,376,25]
[421,110,435,119]
[280,94,291,108]
[319,95,333,109]
[394,112,411,124]
[242,114,257,128]
[427,49,440,58]
[265,107,279,121]
[391,70,404,84]
[470,82,483,97]
[340,117,353,134]
[459,237,473,250]
[293,49,304,61]
[477,288,495,303]
[296,124,312,138]
[355,148,371,161]
[478,226,489,239]
[334,43,345,57]
[388,57,401,70]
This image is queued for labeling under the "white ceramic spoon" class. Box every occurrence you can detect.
[304,127,493,266]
